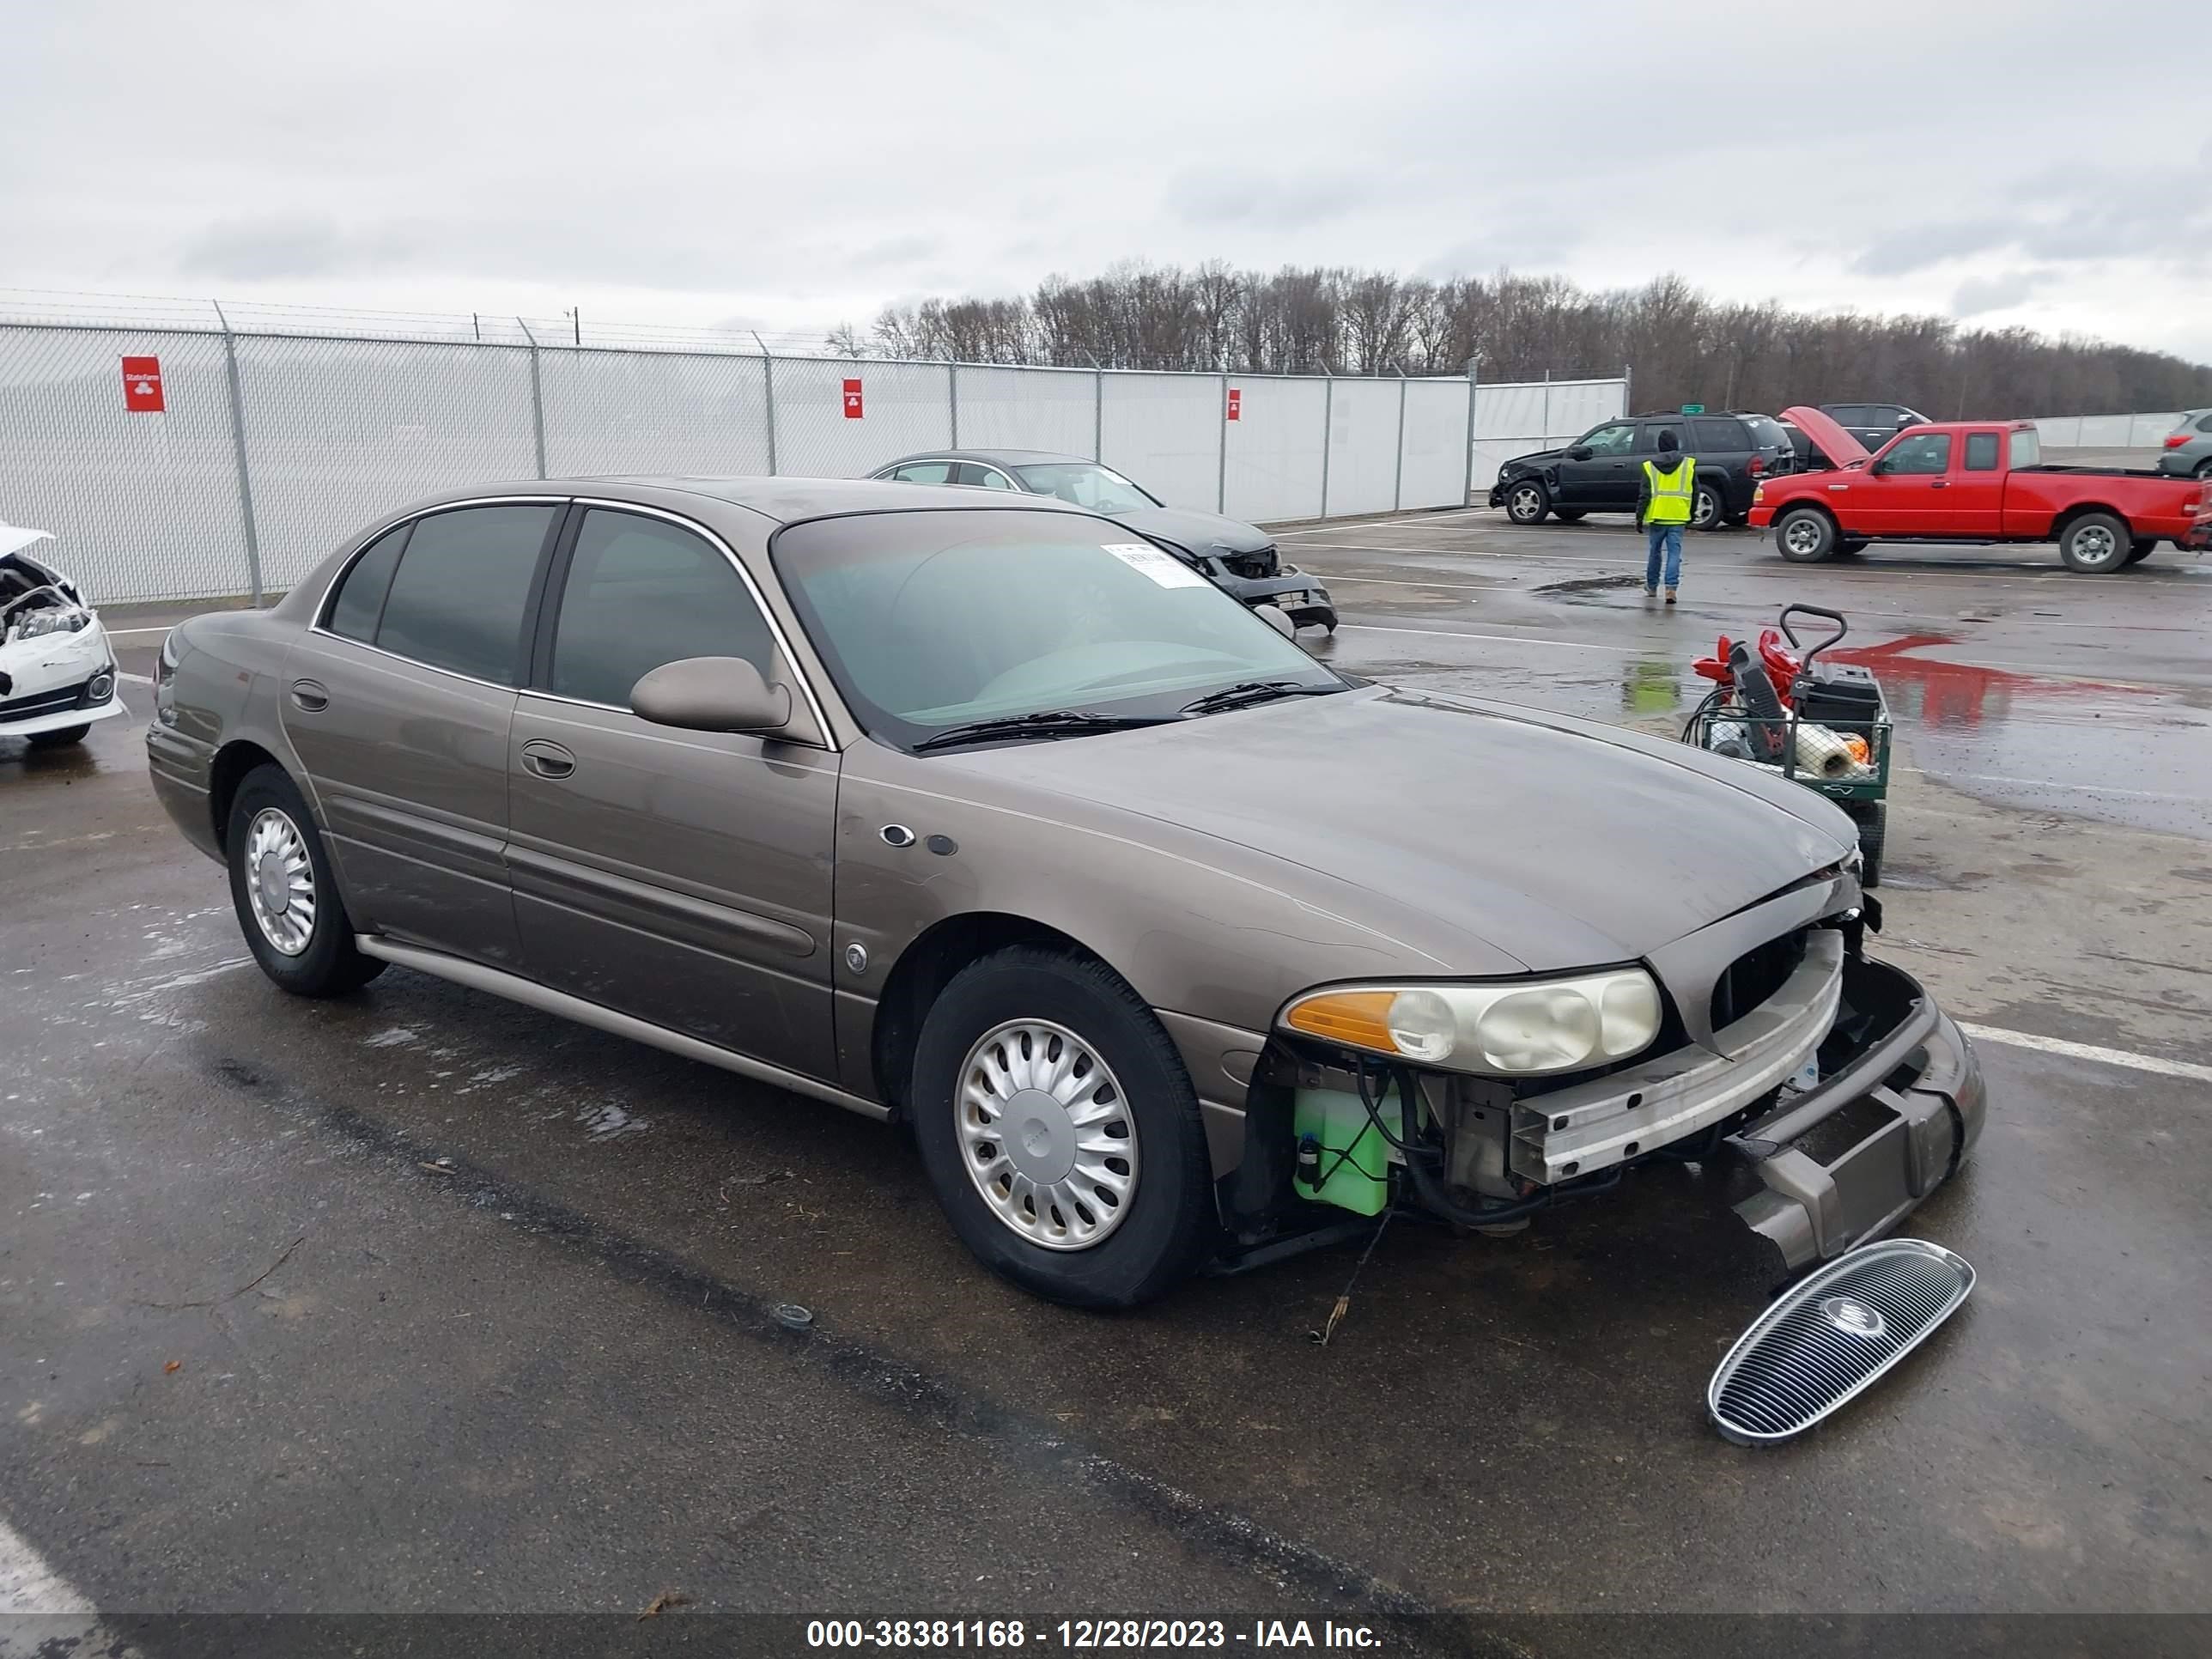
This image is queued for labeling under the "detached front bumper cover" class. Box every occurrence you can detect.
[1729,958,1984,1273]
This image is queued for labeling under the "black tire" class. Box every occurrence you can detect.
[1774,507,1838,562]
[1552,508,1586,524]
[910,945,1216,1309]
[1850,802,1887,890]
[225,763,386,998]
[2057,511,2131,574]
[1503,477,1551,525]
[2196,458,2212,480]
[2123,539,2157,566]
[1690,484,1724,532]
[1837,538,1869,556]
[24,724,90,749]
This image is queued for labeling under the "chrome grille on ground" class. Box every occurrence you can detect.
[1708,1238,1974,1445]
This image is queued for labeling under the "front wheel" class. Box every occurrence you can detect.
[910,945,1216,1309]
[2057,512,2130,574]
[1503,478,1552,525]
[226,764,386,997]
[1774,507,1838,562]
[1552,508,1586,524]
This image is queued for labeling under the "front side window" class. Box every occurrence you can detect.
[1877,433,1952,475]
[373,504,559,684]
[1965,432,2001,471]
[2008,428,2042,468]
[772,509,1340,750]
[953,463,1022,491]
[1009,462,1159,513]
[325,521,410,642]
[548,509,775,708]
[1578,424,1635,455]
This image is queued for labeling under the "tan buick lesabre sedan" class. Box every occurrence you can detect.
[149,479,1984,1307]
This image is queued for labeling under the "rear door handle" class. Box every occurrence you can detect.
[289,678,329,712]
[520,739,576,780]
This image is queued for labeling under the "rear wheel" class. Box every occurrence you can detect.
[2123,539,2157,566]
[24,724,90,749]
[226,764,386,997]
[1836,538,1869,556]
[910,945,1216,1309]
[1775,507,1838,562]
[1691,484,1724,532]
[2057,511,2130,574]
[1503,478,1552,526]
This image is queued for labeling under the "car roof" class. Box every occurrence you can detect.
[396,475,1095,527]
[876,448,1091,469]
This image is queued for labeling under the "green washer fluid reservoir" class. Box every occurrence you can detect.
[1292,1082,1402,1216]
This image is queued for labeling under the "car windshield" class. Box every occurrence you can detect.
[771,508,1342,750]
[1011,462,1159,514]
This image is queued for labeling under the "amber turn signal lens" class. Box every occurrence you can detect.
[1283,990,1398,1052]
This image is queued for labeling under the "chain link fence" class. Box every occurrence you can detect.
[1,313,1614,606]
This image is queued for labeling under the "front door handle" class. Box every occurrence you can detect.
[289,678,329,712]
[1929,480,1949,489]
[520,739,576,780]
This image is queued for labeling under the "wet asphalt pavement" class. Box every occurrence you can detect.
[3,511,2209,1651]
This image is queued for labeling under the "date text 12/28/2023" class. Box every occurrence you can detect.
[804,1619,1383,1650]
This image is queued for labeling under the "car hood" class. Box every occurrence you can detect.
[1498,447,1565,475]
[942,687,1856,972]
[1782,406,1869,467]
[1108,504,1273,558]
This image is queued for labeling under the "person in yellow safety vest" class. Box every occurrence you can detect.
[1638,429,1696,605]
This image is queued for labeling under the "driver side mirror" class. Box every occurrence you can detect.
[1565,446,1594,461]
[630,656,793,734]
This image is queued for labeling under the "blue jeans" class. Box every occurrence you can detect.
[1645,524,1684,590]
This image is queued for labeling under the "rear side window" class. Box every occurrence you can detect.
[374,504,558,684]
[2197,413,2212,434]
[1691,418,1746,451]
[325,522,410,642]
[1965,432,2001,471]
[1879,433,1952,475]
[889,462,952,484]
[1825,405,1869,427]
[2009,428,2042,468]
[548,509,775,708]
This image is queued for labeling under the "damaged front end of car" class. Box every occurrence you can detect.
[1,530,125,741]
[1223,867,1985,1279]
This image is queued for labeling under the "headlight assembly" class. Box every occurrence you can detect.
[1280,969,1663,1077]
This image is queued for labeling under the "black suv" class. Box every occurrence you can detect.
[1820,402,1929,452]
[1489,411,1796,531]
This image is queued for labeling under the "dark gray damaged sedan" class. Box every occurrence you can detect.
[149,477,1984,1307]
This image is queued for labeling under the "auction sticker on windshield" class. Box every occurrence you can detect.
[1101,543,1207,587]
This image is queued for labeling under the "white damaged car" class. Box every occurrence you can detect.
[1,526,123,750]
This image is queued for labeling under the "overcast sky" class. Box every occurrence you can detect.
[9,0,2208,362]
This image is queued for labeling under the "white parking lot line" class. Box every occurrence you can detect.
[100,626,174,641]
[1959,1024,2212,1085]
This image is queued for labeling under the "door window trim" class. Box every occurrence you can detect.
[526,498,836,746]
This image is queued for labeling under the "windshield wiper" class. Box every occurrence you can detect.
[1177,679,1339,717]
[911,709,1175,753]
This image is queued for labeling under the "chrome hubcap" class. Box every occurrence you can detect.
[2074,526,2117,564]
[244,806,316,956]
[957,1019,1138,1251]
[1784,519,1822,555]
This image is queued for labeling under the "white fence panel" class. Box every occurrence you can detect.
[0,325,247,603]
[1469,376,1627,489]
[1400,379,1473,509]
[542,349,770,477]
[236,337,538,592]
[1223,377,1326,523]
[955,365,1097,457]
[1100,373,1220,510]
[772,357,954,477]
[1324,379,1401,517]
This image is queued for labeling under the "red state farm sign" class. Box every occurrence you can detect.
[842,378,864,419]
[1225,387,1242,421]
[122,356,166,413]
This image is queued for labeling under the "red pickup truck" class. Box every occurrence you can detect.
[1750,406,2212,573]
